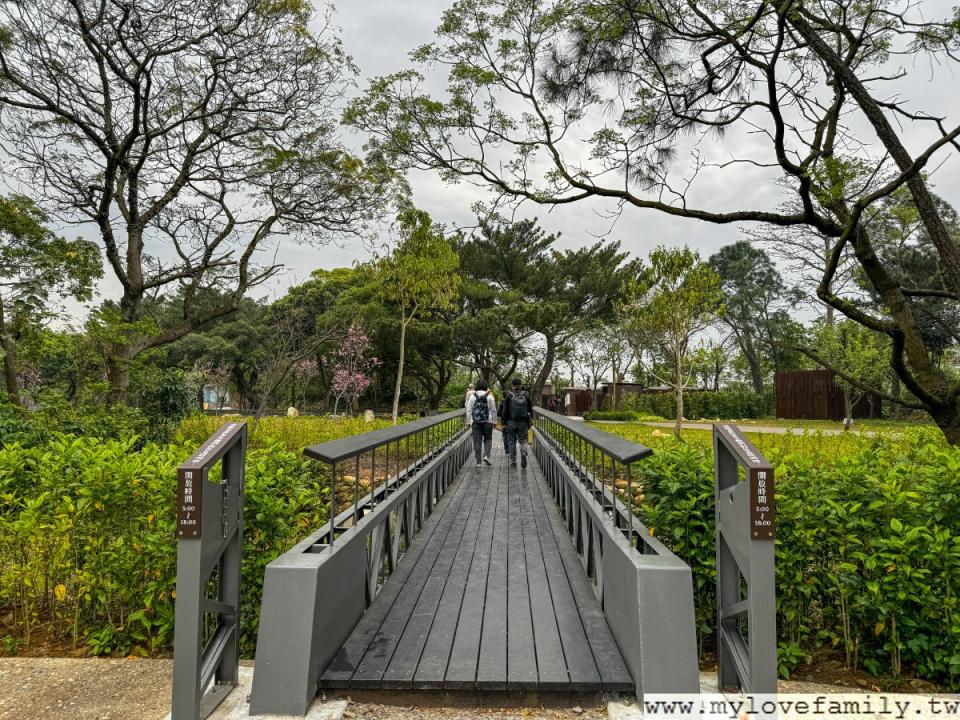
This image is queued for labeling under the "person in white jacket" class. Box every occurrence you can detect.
[465,380,497,468]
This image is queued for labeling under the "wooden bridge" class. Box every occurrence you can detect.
[320,435,633,692]
[170,409,778,720]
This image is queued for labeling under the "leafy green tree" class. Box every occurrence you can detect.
[458,218,637,401]
[0,0,393,404]
[144,296,272,411]
[346,0,960,443]
[456,220,545,390]
[375,208,461,423]
[620,247,723,438]
[0,195,100,406]
[861,189,960,362]
[709,241,803,392]
[811,321,891,421]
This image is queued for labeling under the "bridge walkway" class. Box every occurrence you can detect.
[319,431,633,692]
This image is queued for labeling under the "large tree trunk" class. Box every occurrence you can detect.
[932,404,960,446]
[531,335,556,407]
[106,343,135,406]
[889,371,901,420]
[741,334,764,394]
[0,297,22,407]
[106,292,141,405]
[391,314,408,424]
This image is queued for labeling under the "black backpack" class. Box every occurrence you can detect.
[471,392,490,423]
[507,390,529,421]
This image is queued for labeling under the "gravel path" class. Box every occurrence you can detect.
[0,658,939,720]
[0,657,172,720]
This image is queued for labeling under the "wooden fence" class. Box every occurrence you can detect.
[775,369,880,420]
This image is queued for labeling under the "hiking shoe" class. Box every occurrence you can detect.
[521,456,527,469]
[483,457,492,466]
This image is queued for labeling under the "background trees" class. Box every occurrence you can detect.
[346,0,960,443]
[374,208,461,423]
[0,195,100,406]
[0,0,393,403]
[709,242,803,393]
[619,247,723,437]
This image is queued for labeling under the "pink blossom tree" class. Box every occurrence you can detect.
[328,325,378,416]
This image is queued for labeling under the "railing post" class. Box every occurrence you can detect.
[171,422,247,720]
[713,423,777,695]
[531,407,699,696]
[251,410,469,716]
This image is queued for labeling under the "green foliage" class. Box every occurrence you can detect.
[621,390,774,420]
[634,428,960,686]
[709,241,805,390]
[0,194,101,405]
[374,207,461,318]
[131,367,201,430]
[175,413,397,452]
[0,396,155,447]
[584,410,643,422]
[619,246,723,436]
[812,320,891,414]
[0,194,101,310]
[0,416,400,657]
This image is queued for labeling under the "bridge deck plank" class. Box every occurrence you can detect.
[319,430,633,693]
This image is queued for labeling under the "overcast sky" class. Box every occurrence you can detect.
[321,0,960,291]
[49,0,960,318]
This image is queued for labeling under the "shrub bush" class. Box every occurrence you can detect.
[0,396,155,447]
[584,410,668,422]
[583,410,639,421]
[637,431,960,686]
[0,433,327,658]
[623,389,774,419]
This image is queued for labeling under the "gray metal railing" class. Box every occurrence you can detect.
[713,423,777,694]
[532,408,700,696]
[171,421,248,720]
[250,410,470,716]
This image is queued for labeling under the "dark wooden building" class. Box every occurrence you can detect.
[775,369,881,420]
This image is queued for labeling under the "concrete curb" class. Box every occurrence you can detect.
[164,667,347,720]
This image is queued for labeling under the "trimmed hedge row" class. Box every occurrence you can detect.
[621,389,774,420]
[0,434,328,657]
[637,430,960,685]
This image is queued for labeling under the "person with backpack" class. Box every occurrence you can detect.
[501,377,533,468]
[466,379,497,468]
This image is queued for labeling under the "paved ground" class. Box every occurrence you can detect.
[0,658,950,720]
[0,657,173,720]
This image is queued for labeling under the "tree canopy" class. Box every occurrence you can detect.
[0,0,396,403]
[346,0,960,442]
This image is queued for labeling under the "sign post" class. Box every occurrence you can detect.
[171,422,247,720]
[713,423,777,694]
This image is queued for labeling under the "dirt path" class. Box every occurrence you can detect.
[0,658,941,720]
[0,657,172,720]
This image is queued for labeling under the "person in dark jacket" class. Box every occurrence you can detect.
[500,377,533,468]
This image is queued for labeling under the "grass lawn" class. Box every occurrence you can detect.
[589,418,947,464]
[175,413,399,451]
[724,417,935,432]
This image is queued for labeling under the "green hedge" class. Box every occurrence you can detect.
[639,432,960,685]
[583,410,666,422]
[0,434,328,657]
[622,389,774,420]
